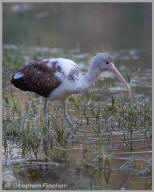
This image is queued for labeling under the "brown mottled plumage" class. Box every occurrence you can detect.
[68,68,80,81]
[11,59,61,97]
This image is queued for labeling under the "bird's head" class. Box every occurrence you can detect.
[93,53,132,100]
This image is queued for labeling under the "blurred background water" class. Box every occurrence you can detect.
[3,3,151,54]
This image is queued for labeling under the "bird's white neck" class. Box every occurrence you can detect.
[75,61,101,93]
[85,66,100,87]
[85,64,101,87]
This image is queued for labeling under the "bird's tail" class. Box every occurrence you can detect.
[10,74,28,91]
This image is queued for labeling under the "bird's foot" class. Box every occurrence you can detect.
[67,119,79,134]
[62,122,77,141]
[66,117,73,126]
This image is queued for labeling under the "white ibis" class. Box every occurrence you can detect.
[11,53,132,127]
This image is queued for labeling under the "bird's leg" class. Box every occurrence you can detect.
[43,98,48,128]
[63,99,73,126]
[43,98,50,159]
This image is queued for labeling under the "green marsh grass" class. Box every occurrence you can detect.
[4,94,150,157]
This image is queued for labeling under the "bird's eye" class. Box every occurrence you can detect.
[106,61,109,64]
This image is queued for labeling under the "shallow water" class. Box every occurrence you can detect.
[2,3,152,190]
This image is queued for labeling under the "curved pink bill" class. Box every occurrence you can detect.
[107,63,132,100]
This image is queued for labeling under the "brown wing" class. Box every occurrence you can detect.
[11,59,61,97]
